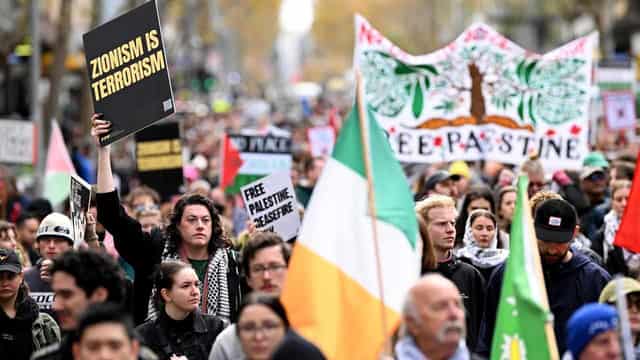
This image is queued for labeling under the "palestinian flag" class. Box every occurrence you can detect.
[44,120,76,206]
[220,134,292,194]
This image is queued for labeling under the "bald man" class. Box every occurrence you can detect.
[396,274,471,360]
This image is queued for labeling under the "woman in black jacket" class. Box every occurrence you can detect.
[0,248,60,359]
[137,261,226,360]
[91,115,242,324]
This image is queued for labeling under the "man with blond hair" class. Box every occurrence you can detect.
[415,195,485,352]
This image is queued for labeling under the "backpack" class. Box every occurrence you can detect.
[32,312,61,351]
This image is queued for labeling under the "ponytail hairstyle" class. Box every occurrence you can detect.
[153,260,192,310]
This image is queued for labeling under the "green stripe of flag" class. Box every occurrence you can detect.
[332,100,418,249]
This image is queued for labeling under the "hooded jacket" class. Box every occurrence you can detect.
[476,251,611,356]
[425,255,485,352]
[0,287,60,359]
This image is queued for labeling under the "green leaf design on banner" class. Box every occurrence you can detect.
[394,63,415,75]
[517,97,525,121]
[524,61,538,84]
[412,83,423,118]
[516,59,526,82]
[360,50,438,119]
[528,95,537,125]
[415,64,439,75]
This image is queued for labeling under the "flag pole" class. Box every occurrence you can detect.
[521,175,559,360]
[355,68,391,356]
[615,276,635,359]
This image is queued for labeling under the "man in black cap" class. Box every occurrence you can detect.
[477,198,611,356]
[419,170,460,200]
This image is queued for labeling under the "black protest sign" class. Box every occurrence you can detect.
[70,174,92,247]
[83,1,174,146]
[135,121,183,201]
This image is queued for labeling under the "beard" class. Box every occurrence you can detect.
[540,250,569,265]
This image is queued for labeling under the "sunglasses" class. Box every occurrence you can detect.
[586,172,606,182]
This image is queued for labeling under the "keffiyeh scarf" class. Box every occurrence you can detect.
[146,240,231,322]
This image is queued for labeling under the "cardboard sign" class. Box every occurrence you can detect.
[307,126,335,157]
[241,172,300,241]
[603,91,637,130]
[70,174,92,248]
[0,120,34,164]
[135,121,183,201]
[83,1,174,146]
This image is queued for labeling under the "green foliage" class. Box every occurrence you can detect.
[360,50,438,118]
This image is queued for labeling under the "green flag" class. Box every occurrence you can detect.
[490,175,559,359]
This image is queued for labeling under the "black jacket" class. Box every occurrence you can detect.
[0,292,40,359]
[476,251,611,356]
[136,310,226,360]
[96,190,242,325]
[426,255,486,352]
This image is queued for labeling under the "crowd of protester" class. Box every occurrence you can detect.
[0,95,639,359]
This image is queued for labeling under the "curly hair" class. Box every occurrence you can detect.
[50,250,126,305]
[165,193,227,254]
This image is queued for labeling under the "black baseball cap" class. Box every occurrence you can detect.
[534,199,577,243]
[0,248,22,274]
[424,170,460,191]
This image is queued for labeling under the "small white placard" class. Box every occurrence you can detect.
[241,172,300,241]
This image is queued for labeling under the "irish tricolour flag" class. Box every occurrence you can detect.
[490,176,558,359]
[281,95,421,358]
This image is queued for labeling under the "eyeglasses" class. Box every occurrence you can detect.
[237,320,283,338]
[250,263,287,276]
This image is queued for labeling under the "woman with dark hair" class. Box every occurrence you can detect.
[136,260,226,360]
[91,115,242,325]
[235,293,324,360]
[456,210,508,280]
[495,185,516,243]
[0,248,60,359]
[454,185,496,248]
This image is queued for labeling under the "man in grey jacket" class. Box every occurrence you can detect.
[209,232,290,360]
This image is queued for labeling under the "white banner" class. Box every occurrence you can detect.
[0,120,34,164]
[355,15,597,171]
